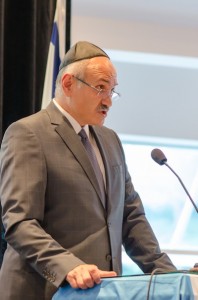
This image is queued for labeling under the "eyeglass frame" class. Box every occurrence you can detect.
[73,75,120,101]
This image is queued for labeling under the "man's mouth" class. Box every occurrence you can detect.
[98,105,109,115]
[99,109,108,117]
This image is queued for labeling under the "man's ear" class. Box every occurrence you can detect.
[62,74,73,95]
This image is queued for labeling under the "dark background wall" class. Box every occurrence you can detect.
[0,0,57,265]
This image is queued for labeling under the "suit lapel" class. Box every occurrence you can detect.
[45,102,106,208]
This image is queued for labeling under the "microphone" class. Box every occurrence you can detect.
[151,148,198,213]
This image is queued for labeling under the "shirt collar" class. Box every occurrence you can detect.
[53,99,89,137]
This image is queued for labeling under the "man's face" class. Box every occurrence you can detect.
[62,57,118,126]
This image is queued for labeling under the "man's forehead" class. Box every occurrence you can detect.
[87,59,117,80]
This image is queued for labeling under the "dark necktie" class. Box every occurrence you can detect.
[79,128,106,207]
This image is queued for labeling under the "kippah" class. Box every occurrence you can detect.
[59,41,110,71]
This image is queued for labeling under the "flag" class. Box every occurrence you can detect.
[41,0,66,109]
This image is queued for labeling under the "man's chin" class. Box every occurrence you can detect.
[91,117,105,127]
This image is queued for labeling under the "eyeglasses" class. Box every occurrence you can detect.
[73,76,120,101]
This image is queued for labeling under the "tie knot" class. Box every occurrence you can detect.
[79,128,88,140]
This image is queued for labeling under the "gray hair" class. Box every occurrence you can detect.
[55,59,90,98]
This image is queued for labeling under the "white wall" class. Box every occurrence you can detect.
[71,12,198,140]
[105,51,198,140]
[72,16,198,57]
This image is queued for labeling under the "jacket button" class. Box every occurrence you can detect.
[106,254,112,262]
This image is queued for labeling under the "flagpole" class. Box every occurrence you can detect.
[65,0,71,52]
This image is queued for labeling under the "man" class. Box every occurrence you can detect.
[0,41,176,299]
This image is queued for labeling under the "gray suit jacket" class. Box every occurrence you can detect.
[0,101,176,299]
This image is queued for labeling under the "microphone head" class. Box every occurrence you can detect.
[151,148,167,165]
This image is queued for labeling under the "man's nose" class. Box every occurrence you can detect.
[101,95,112,108]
